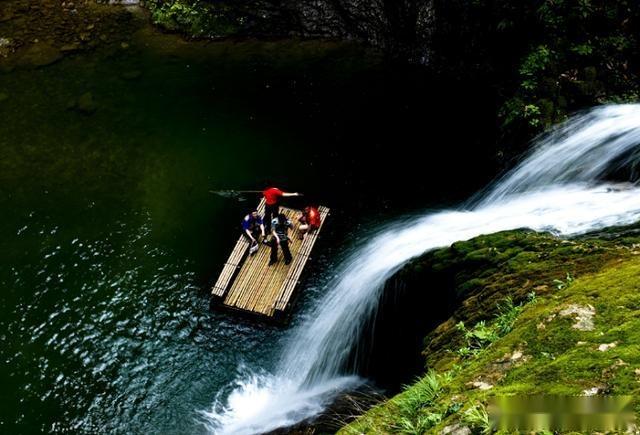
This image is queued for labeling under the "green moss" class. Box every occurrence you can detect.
[341,228,640,433]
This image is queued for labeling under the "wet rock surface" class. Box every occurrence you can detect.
[16,42,63,67]
[76,92,98,114]
[264,385,385,435]
[121,69,142,80]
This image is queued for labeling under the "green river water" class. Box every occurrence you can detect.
[0,24,497,434]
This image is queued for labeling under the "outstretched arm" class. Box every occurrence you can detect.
[282,192,301,197]
[245,229,256,242]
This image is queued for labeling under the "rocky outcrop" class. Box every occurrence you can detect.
[292,0,434,63]
[146,0,435,63]
[341,226,640,433]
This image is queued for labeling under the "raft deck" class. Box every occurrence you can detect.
[212,199,329,318]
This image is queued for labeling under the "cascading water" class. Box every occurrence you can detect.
[203,104,640,434]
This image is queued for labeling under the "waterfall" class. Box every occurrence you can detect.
[203,104,640,434]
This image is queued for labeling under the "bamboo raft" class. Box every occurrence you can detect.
[212,199,330,318]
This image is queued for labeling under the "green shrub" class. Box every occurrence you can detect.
[146,0,239,37]
[463,403,491,434]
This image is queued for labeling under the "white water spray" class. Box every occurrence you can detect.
[203,104,640,434]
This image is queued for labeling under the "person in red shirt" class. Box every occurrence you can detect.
[298,206,321,239]
[263,186,301,233]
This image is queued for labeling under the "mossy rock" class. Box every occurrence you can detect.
[341,226,640,434]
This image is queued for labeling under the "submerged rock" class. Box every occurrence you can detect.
[17,42,62,68]
[60,42,81,53]
[121,70,142,80]
[76,92,97,114]
[0,9,14,23]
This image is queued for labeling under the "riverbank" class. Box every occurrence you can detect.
[341,226,640,433]
[0,0,147,71]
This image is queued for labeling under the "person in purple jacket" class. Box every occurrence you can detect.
[241,210,265,254]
